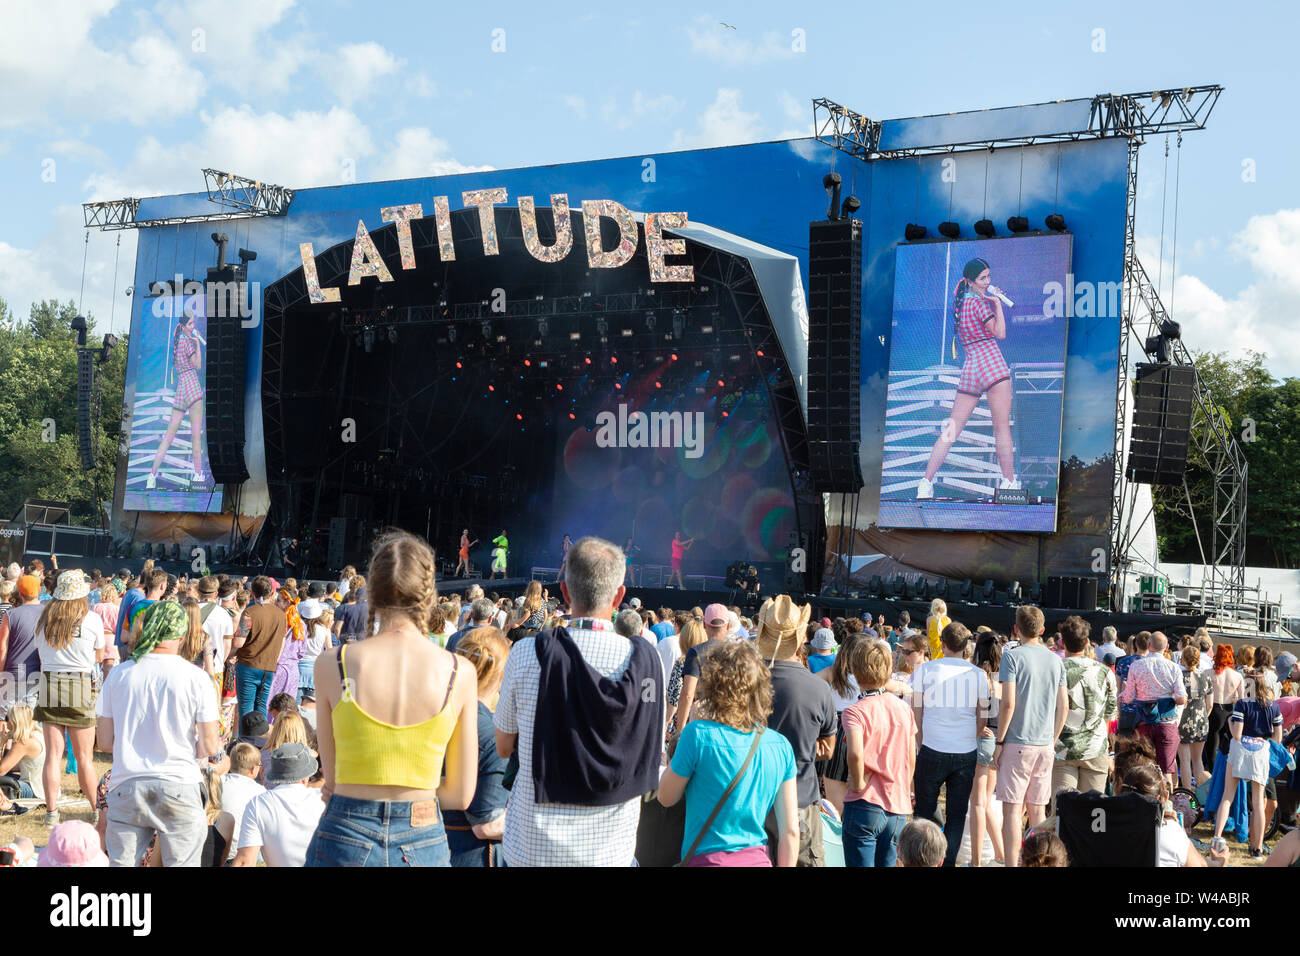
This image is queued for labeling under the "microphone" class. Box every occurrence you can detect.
[987,284,1014,308]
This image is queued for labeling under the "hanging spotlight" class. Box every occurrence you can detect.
[904,224,928,241]
[387,327,397,344]
[538,318,549,337]
[596,317,609,337]
[447,326,457,343]
[938,221,961,239]
[363,328,375,353]
[1006,216,1029,233]
[672,311,685,339]
[1045,214,1067,232]
[974,219,995,238]
[645,310,656,331]
[481,321,492,339]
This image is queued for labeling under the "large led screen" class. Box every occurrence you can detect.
[878,233,1071,532]
[121,293,224,513]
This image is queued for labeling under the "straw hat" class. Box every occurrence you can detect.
[754,595,811,658]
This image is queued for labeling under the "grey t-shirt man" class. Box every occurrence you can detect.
[998,643,1066,746]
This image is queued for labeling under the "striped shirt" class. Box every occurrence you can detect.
[494,619,664,866]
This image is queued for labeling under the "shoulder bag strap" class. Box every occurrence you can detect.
[677,728,765,866]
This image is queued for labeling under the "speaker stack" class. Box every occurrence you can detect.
[806,218,864,493]
[205,281,250,484]
[76,349,95,470]
[1126,363,1195,485]
[1045,575,1100,610]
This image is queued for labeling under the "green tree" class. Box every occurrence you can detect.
[0,297,127,526]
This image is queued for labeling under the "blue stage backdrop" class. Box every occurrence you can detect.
[114,114,1128,585]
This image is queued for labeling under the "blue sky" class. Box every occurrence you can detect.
[1,0,1296,372]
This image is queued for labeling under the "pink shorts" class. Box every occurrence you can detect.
[994,743,1055,806]
[685,845,771,867]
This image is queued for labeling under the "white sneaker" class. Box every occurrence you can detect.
[999,475,1022,491]
[145,473,156,490]
[916,476,934,500]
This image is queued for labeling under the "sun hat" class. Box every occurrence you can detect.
[755,595,812,653]
[296,599,323,620]
[703,603,729,628]
[811,627,837,651]
[52,570,90,602]
[38,821,108,867]
[265,742,318,787]
[16,575,40,600]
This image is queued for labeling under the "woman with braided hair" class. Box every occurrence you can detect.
[917,257,1019,499]
[307,531,478,866]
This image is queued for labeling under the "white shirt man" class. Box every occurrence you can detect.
[232,743,324,867]
[219,742,266,862]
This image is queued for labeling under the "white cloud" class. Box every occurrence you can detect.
[0,0,207,128]
[327,42,403,106]
[671,88,764,149]
[408,73,437,99]
[46,140,111,166]
[157,0,309,98]
[370,128,494,181]
[564,95,587,120]
[1175,209,1300,377]
[685,16,797,66]
[598,91,684,132]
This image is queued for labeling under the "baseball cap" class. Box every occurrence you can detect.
[16,575,39,600]
[38,821,108,867]
[811,627,837,651]
[1276,652,1297,679]
[630,597,642,608]
[704,603,729,627]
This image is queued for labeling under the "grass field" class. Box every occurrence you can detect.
[5,756,1271,867]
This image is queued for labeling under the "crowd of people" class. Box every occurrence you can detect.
[1,541,1298,868]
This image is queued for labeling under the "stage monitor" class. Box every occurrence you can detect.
[878,233,1072,533]
[121,293,225,514]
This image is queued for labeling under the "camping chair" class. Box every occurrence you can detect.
[1055,790,1164,867]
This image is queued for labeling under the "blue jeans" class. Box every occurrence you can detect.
[912,745,977,867]
[236,663,275,719]
[841,799,908,868]
[305,794,450,867]
[446,827,498,867]
[297,659,316,701]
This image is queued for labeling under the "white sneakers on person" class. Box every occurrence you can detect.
[999,475,1022,491]
[145,473,156,490]
[916,476,934,500]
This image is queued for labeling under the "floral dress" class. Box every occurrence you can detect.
[1178,667,1210,743]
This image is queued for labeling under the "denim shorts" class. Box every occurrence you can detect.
[976,735,996,768]
[305,794,450,867]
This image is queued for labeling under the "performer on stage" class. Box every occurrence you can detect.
[489,529,509,580]
[146,307,207,490]
[917,257,1019,499]
[622,536,640,586]
[555,533,572,582]
[667,531,694,589]
[455,529,477,578]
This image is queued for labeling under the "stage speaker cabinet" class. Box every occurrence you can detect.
[1078,576,1098,611]
[328,516,348,570]
[1126,363,1195,485]
[807,217,863,493]
[76,349,95,471]
[1045,576,1063,608]
[205,287,249,484]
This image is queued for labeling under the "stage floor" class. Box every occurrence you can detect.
[879,500,1058,531]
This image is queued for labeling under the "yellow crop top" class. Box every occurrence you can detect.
[331,644,459,790]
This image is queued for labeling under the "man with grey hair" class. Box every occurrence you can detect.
[896,818,946,867]
[3,564,19,583]
[615,608,655,645]
[447,598,495,652]
[1095,626,1121,664]
[495,535,665,866]
[1119,630,1185,788]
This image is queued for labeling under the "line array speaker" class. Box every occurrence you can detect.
[807,217,863,493]
[1126,363,1194,485]
[206,287,249,484]
[76,349,95,470]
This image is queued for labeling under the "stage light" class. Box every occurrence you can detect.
[717,379,725,387]
[387,327,397,344]
[1007,216,1029,233]
[981,579,996,603]
[447,327,457,343]
[569,413,575,419]
[614,382,622,390]
[645,311,656,331]
[700,325,713,334]
[363,328,375,353]
[495,335,507,343]
[756,349,764,357]
[722,410,729,418]
[621,329,633,337]
[524,359,531,367]
[841,195,861,218]
[670,353,678,361]
[455,361,462,369]
[959,578,973,602]
[867,575,883,599]
[938,222,960,239]
[556,383,563,390]
[481,321,492,339]
[904,224,928,241]
[1045,214,1067,232]
[584,356,591,364]
[1008,580,1023,603]
[538,319,549,336]
[596,318,609,337]
[569,332,580,340]
[974,219,995,238]
[516,414,522,421]
[488,385,495,392]
[655,381,661,388]
[610,356,618,364]
[672,312,685,339]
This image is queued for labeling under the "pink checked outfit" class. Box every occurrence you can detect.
[955,293,1010,397]
[172,335,203,412]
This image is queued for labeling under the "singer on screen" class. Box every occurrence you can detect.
[916,257,1018,499]
[146,306,207,489]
